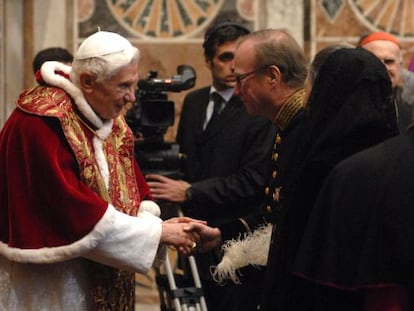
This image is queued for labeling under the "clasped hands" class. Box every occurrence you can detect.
[147,174,222,254]
[160,217,222,256]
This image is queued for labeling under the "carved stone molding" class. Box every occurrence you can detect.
[311,0,414,66]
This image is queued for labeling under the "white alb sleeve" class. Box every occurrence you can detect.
[84,204,162,274]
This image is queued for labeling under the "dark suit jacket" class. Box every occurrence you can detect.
[177,86,277,311]
[177,86,277,226]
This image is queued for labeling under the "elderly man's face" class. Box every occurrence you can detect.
[85,59,139,121]
[362,40,402,88]
[233,40,268,117]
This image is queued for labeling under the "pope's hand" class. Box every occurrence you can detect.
[160,217,205,255]
[183,222,222,253]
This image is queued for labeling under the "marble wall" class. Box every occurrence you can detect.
[75,0,267,140]
[0,0,305,135]
[1,0,24,126]
[6,0,414,132]
[311,0,414,65]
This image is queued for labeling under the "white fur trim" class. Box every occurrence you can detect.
[0,206,114,264]
[40,61,71,78]
[95,119,113,140]
[139,200,161,217]
[84,205,162,273]
[137,201,165,269]
[40,61,103,128]
[92,136,109,189]
[92,120,113,189]
[0,205,162,274]
[41,61,115,188]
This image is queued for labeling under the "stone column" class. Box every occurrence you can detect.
[258,0,304,46]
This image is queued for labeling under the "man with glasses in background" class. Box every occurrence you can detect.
[146,21,277,311]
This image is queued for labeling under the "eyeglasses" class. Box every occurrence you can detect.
[234,65,271,86]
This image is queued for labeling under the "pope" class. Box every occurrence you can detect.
[0,31,203,310]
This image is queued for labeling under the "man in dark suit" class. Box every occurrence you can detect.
[146,21,277,311]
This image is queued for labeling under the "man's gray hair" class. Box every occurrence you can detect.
[70,31,140,86]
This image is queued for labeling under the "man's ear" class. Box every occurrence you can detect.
[79,72,96,93]
[205,57,212,71]
[267,65,282,84]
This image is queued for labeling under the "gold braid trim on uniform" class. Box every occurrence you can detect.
[273,88,305,131]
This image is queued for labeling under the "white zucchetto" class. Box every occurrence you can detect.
[75,31,136,60]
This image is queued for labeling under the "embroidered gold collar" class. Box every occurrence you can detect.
[273,88,305,131]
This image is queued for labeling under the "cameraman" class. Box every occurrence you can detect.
[146,21,277,311]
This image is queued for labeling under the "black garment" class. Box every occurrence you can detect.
[178,87,276,225]
[217,89,306,241]
[213,88,306,311]
[177,86,277,311]
[294,128,414,310]
[258,48,399,311]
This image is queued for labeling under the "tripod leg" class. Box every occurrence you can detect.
[176,208,208,311]
[188,256,208,311]
[165,254,182,311]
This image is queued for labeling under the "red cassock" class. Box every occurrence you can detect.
[0,106,150,249]
[0,64,163,310]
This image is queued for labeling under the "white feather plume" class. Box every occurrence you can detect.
[211,223,272,284]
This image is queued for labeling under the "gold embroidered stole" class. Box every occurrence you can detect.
[17,86,140,215]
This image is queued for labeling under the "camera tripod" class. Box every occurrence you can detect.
[155,254,207,311]
[154,207,208,311]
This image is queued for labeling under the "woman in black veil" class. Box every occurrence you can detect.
[293,47,410,310]
[264,46,400,311]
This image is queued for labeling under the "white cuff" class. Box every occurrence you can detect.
[84,204,162,273]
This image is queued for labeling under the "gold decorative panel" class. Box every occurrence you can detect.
[311,0,414,66]
[104,0,224,39]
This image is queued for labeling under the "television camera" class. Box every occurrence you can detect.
[126,65,196,177]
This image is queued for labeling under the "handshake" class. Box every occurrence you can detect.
[160,217,222,256]
[139,200,220,255]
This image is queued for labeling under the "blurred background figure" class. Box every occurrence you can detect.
[358,31,414,133]
[32,47,73,73]
[32,47,73,85]
[287,46,399,311]
[407,53,414,72]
